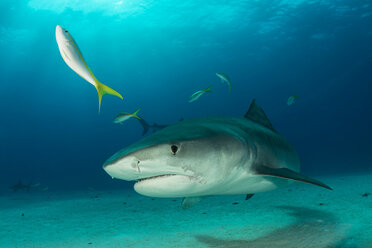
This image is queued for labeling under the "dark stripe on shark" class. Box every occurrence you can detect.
[255,166,333,190]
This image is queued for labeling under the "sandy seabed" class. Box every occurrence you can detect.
[1,173,372,248]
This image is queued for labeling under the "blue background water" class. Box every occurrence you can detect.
[1,0,371,190]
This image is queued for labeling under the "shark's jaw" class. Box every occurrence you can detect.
[104,162,206,197]
[103,150,208,197]
[134,174,205,197]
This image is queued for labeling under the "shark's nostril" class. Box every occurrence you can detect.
[131,160,140,168]
[131,160,141,173]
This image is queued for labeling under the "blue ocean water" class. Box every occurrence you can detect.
[2,1,372,248]
[1,0,371,191]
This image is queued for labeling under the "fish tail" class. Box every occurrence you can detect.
[132,108,141,119]
[95,81,123,112]
[293,92,298,98]
[205,85,213,93]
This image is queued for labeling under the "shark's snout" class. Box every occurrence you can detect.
[103,156,141,180]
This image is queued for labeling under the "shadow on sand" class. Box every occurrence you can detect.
[195,206,355,248]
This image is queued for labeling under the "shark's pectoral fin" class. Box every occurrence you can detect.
[182,196,203,209]
[255,166,332,190]
[245,194,254,200]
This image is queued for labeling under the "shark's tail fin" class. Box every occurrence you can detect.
[95,81,123,113]
[137,118,150,136]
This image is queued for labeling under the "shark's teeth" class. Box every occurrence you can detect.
[135,174,202,183]
[137,174,177,183]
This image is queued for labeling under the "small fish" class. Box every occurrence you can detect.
[55,25,123,112]
[216,73,231,92]
[362,193,371,197]
[188,85,213,103]
[287,92,299,106]
[114,108,141,124]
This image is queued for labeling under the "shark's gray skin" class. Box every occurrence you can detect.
[104,100,331,208]
[9,180,33,192]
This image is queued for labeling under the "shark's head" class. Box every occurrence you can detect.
[103,118,249,198]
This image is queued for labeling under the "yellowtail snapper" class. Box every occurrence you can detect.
[114,108,141,125]
[188,85,213,103]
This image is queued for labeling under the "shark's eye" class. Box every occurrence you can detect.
[171,145,178,155]
[65,30,68,33]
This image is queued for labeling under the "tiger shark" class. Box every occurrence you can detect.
[10,180,37,192]
[103,100,331,209]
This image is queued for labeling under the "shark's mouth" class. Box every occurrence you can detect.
[135,174,203,185]
[136,174,178,183]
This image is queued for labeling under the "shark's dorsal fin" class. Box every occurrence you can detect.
[244,99,277,133]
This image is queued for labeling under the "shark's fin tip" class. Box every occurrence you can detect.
[244,99,277,133]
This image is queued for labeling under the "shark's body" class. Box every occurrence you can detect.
[10,181,33,192]
[104,100,331,208]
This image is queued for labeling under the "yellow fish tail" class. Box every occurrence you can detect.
[95,82,123,112]
[204,85,213,93]
[132,108,141,119]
